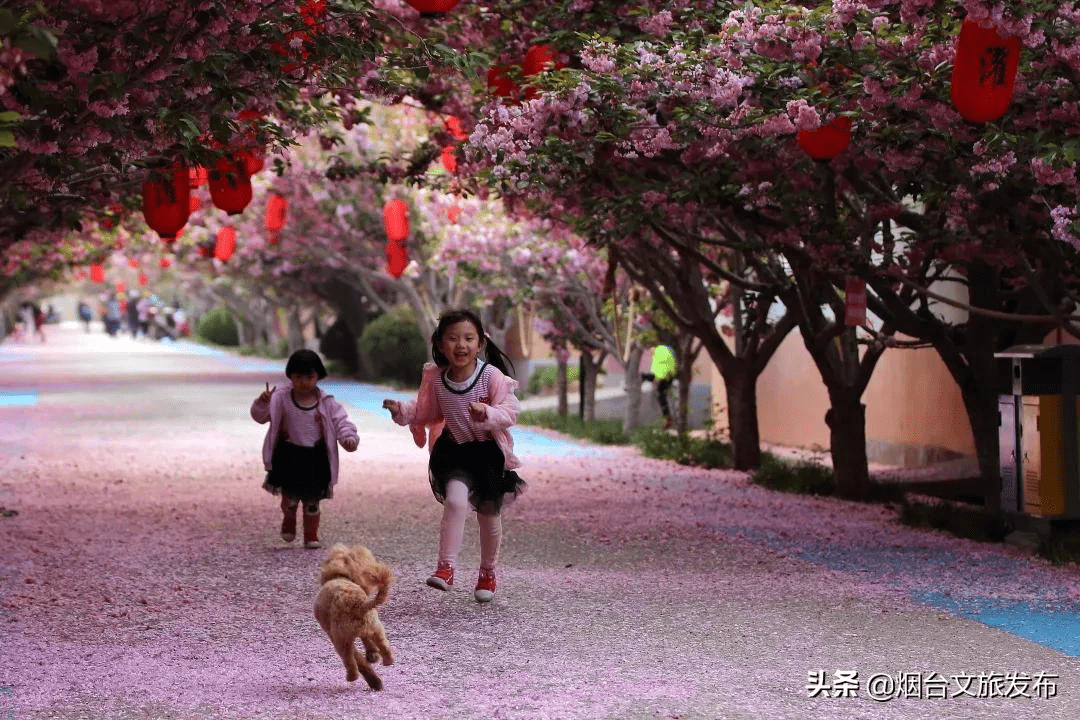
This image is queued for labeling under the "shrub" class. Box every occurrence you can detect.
[751,454,836,496]
[195,306,239,346]
[360,308,427,386]
[526,364,580,396]
[635,427,732,469]
[899,499,1012,543]
[517,410,630,445]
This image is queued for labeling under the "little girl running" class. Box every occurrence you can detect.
[382,309,525,603]
[252,349,359,549]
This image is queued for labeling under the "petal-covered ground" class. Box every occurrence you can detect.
[2,324,1080,720]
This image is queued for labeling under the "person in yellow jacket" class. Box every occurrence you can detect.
[642,344,676,428]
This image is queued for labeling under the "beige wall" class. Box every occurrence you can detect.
[712,330,976,466]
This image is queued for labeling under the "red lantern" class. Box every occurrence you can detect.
[142,164,191,241]
[266,194,288,234]
[487,65,518,101]
[90,264,105,283]
[445,115,468,141]
[386,241,409,278]
[403,0,460,17]
[950,19,1021,123]
[116,281,127,294]
[208,156,253,215]
[796,116,852,160]
[523,44,558,77]
[159,257,172,269]
[441,145,458,174]
[522,44,563,101]
[190,194,202,214]
[128,257,139,268]
[383,199,409,242]
[447,204,462,223]
[138,273,149,287]
[214,226,237,262]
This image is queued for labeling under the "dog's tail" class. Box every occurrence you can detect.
[343,586,381,616]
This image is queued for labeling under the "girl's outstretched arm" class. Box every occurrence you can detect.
[327,398,359,450]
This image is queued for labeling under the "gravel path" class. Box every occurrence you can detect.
[2,324,1080,720]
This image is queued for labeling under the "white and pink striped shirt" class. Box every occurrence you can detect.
[437,361,494,444]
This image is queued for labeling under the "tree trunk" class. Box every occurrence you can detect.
[825,390,871,499]
[287,306,305,353]
[724,368,762,470]
[579,351,603,421]
[556,351,569,418]
[622,344,645,432]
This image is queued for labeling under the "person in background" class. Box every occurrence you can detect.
[642,344,677,429]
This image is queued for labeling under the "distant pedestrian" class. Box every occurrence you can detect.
[382,308,526,603]
[32,304,46,342]
[642,344,676,429]
[127,292,140,337]
[77,300,93,332]
[104,294,121,337]
[251,349,359,549]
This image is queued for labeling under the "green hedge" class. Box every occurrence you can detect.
[195,306,239,346]
[360,308,427,386]
[526,364,580,395]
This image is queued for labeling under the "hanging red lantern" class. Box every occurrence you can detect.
[138,273,149,287]
[386,241,409,278]
[950,19,1021,123]
[159,257,172,269]
[487,65,518,101]
[190,194,202,214]
[403,0,460,17]
[441,145,458,173]
[447,204,462,223]
[214,226,237,262]
[128,257,140,268]
[445,115,468,141]
[522,44,564,101]
[265,194,288,235]
[523,44,558,77]
[208,155,253,215]
[90,264,106,283]
[383,199,409,241]
[116,281,127,294]
[142,164,191,241]
[796,116,852,160]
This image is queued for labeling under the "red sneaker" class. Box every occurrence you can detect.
[474,567,496,603]
[426,562,454,591]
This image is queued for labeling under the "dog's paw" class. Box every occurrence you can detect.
[382,651,395,666]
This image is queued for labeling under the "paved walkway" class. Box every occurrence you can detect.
[2,324,1080,720]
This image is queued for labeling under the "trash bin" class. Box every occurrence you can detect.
[996,344,1080,518]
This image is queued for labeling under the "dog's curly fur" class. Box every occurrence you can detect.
[313,544,395,689]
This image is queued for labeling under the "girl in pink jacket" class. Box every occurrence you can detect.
[252,350,359,549]
[383,309,525,603]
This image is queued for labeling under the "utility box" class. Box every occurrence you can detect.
[996,344,1080,518]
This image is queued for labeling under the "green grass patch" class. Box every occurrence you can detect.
[898,498,1011,543]
[517,410,631,445]
[751,453,836,496]
[634,427,732,468]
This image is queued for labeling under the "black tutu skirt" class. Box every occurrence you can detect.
[263,439,332,502]
[428,429,526,515]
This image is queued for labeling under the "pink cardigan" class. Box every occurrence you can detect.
[250,384,359,496]
[391,362,521,469]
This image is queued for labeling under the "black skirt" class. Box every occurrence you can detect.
[428,429,526,516]
[263,439,332,502]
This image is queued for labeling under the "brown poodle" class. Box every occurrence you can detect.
[313,543,395,689]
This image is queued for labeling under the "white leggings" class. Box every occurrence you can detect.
[439,479,502,570]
